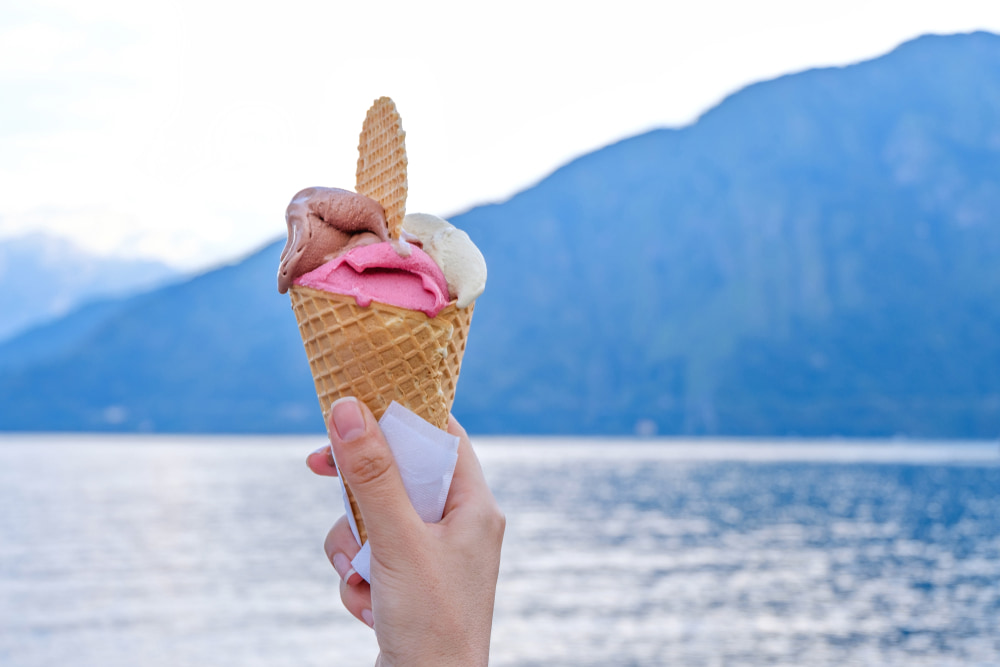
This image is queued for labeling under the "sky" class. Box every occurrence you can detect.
[2,0,999,271]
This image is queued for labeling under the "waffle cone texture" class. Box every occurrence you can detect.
[291,286,474,430]
[291,285,474,541]
[356,97,407,240]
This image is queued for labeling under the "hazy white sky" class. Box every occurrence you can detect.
[2,0,999,270]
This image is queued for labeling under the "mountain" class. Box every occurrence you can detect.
[1,31,999,437]
[0,233,179,342]
[0,245,310,431]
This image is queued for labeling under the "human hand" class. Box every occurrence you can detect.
[306,397,505,667]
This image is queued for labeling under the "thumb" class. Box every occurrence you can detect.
[328,397,421,546]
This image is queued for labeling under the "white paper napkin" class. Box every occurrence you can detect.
[332,401,459,583]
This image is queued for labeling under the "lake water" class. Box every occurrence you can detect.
[1,436,998,666]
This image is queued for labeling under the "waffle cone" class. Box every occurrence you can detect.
[291,285,474,543]
[356,97,407,240]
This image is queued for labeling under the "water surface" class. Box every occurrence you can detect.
[1,436,998,666]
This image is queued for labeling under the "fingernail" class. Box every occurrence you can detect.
[310,444,329,455]
[330,397,365,442]
[361,608,374,628]
[332,552,359,585]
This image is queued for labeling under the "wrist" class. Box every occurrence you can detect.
[376,646,489,667]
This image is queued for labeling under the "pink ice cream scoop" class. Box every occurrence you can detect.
[293,242,451,318]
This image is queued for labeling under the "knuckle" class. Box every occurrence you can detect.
[344,447,394,487]
[323,525,337,556]
[453,504,505,561]
[489,506,507,540]
[471,502,506,540]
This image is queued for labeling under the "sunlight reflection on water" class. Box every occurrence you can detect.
[0,436,998,666]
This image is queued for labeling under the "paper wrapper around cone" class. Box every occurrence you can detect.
[290,284,474,543]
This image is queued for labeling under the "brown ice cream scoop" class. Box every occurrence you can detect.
[278,187,389,294]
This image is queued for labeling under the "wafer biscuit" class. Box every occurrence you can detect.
[356,97,408,239]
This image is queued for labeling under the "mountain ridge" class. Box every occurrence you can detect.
[1,31,999,436]
[0,232,180,343]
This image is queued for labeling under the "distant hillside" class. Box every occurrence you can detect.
[0,233,179,342]
[0,245,306,431]
[1,31,999,437]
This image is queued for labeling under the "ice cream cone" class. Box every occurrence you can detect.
[290,287,474,543]
[289,97,475,545]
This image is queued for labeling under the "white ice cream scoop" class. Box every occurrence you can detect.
[402,213,487,308]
